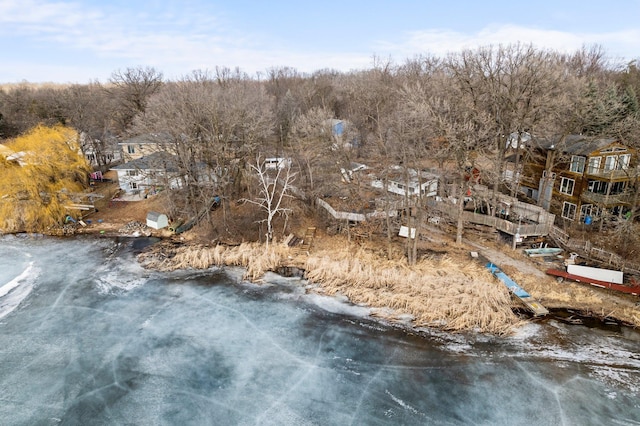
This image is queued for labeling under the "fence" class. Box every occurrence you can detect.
[549,225,639,274]
[316,198,396,222]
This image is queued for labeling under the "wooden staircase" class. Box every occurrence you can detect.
[294,227,316,255]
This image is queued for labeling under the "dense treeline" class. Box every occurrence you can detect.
[2,45,640,245]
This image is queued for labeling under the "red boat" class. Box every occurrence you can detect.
[546,268,640,296]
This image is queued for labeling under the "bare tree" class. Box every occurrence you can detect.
[0,84,66,137]
[288,106,337,193]
[415,71,494,244]
[132,70,274,225]
[392,81,437,262]
[60,82,116,170]
[243,156,297,246]
[108,66,163,133]
[340,60,403,257]
[446,44,568,210]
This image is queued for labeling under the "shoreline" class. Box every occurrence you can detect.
[130,230,639,335]
[7,222,640,335]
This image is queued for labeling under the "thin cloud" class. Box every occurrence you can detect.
[0,0,371,78]
[3,1,638,83]
[377,24,640,61]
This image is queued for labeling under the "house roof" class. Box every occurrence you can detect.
[563,135,619,156]
[118,132,172,146]
[535,135,621,156]
[386,166,439,183]
[111,151,179,172]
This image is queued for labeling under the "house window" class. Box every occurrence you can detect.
[588,180,607,193]
[126,170,138,176]
[129,182,138,190]
[569,156,585,173]
[604,155,617,172]
[618,154,631,170]
[580,204,593,222]
[601,147,626,153]
[587,156,601,174]
[127,145,136,154]
[559,177,575,195]
[523,187,538,200]
[611,181,626,194]
[562,202,577,220]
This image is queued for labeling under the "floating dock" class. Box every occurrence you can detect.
[486,262,549,317]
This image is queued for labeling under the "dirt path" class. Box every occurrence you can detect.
[466,240,548,279]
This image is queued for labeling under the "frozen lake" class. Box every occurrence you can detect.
[1,236,639,425]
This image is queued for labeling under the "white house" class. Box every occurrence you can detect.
[110,152,182,194]
[264,157,292,170]
[371,166,439,197]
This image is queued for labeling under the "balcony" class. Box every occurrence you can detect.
[580,190,633,206]
[584,168,635,181]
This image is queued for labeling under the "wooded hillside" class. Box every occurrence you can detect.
[1,45,639,248]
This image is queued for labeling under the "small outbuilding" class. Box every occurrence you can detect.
[146,211,169,230]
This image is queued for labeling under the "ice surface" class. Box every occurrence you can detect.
[0,237,639,425]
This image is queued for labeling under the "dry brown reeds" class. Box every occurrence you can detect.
[137,240,291,282]
[138,238,524,334]
[304,245,521,335]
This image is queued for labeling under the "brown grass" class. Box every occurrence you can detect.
[304,244,521,335]
[138,240,290,282]
[137,235,526,334]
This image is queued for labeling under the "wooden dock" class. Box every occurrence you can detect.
[294,227,316,255]
[486,262,549,317]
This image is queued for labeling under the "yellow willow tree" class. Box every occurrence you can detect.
[0,124,91,233]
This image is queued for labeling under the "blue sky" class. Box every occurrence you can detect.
[2,0,639,83]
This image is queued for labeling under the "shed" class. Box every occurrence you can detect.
[146,211,168,230]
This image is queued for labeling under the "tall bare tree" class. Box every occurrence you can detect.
[446,44,568,208]
[108,66,163,134]
[243,156,297,246]
[288,106,337,194]
[132,70,274,225]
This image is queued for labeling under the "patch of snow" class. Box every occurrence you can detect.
[0,262,38,319]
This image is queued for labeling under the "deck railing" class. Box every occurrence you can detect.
[316,198,396,222]
[580,190,632,206]
[549,225,640,274]
[430,201,553,237]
